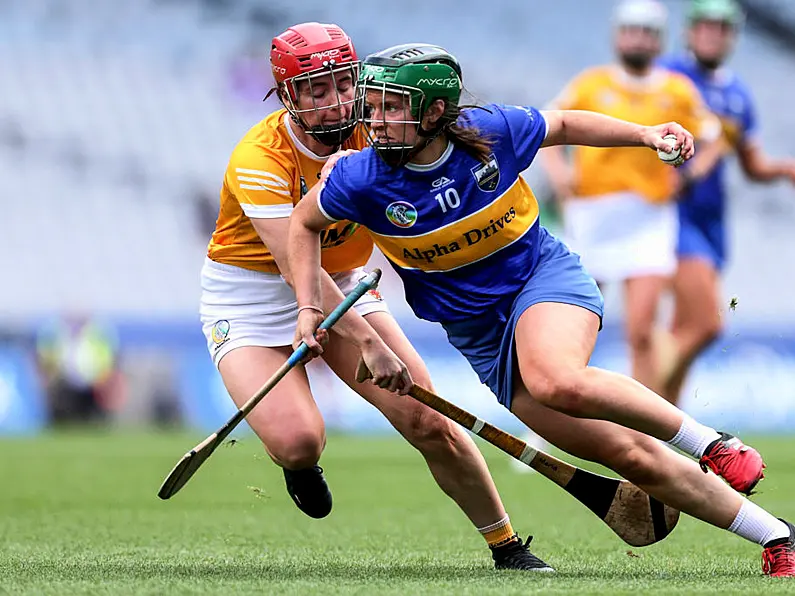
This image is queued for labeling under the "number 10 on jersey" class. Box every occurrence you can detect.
[435,188,460,214]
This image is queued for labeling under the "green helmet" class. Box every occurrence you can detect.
[357,43,463,165]
[688,0,744,26]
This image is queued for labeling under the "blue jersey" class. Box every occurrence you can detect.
[318,103,548,323]
[659,54,757,219]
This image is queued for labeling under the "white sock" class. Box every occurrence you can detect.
[666,414,721,458]
[728,500,790,546]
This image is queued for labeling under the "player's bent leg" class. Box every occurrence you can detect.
[624,274,669,393]
[511,384,740,527]
[324,312,504,527]
[218,345,332,519]
[511,385,793,575]
[663,257,723,404]
[322,311,553,571]
[218,345,325,467]
[514,302,765,495]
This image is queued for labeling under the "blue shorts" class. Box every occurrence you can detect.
[441,227,604,410]
[677,213,725,271]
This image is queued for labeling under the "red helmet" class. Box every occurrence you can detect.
[270,23,359,146]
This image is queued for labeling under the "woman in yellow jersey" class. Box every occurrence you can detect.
[543,0,722,394]
[201,22,543,571]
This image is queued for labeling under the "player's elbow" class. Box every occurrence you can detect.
[742,166,767,183]
[290,205,323,237]
[745,167,773,183]
[739,151,775,182]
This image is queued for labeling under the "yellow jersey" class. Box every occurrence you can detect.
[549,65,718,203]
[207,109,372,273]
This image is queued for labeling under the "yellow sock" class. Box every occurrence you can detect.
[478,516,518,548]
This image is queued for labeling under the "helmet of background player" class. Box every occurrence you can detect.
[269,22,359,146]
[612,0,668,71]
[687,0,744,69]
[357,44,463,167]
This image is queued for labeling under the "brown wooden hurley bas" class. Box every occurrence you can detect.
[356,363,680,547]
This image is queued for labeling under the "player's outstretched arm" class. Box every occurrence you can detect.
[540,110,696,163]
[737,140,795,184]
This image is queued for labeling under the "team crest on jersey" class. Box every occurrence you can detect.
[385,201,418,228]
[471,155,500,192]
[211,319,230,348]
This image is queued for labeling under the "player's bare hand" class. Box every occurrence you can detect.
[644,122,695,162]
[293,308,329,360]
[320,149,359,182]
[356,341,413,395]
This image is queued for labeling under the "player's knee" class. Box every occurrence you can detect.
[627,324,654,354]
[267,429,325,470]
[602,439,662,486]
[678,311,722,360]
[695,314,722,350]
[402,405,458,454]
[527,370,588,417]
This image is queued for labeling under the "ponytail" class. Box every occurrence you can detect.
[440,103,494,163]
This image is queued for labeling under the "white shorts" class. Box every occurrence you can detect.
[562,193,678,283]
[199,258,390,367]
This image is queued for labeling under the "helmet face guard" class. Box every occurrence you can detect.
[281,61,360,147]
[356,45,463,167]
[357,76,425,167]
[686,0,743,68]
[270,22,359,147]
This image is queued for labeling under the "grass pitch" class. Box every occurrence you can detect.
[1,431,794,595]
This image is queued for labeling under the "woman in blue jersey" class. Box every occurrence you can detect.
[657,0,795,405]
[288,44,795,576]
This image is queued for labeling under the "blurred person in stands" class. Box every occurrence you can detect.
[656,0,795,405]
[542,0,722,395]
[36,313,123,424]
[200,22,545,570]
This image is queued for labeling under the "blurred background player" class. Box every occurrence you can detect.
[35,312,123,425]
[201,22,543,570]
[657,0,795,405]
[542,0,722,395]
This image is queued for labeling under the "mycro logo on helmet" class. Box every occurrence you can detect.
[417,78,459,88]
[385,201,418,228]
[310,49,340,60]
[272,66,287,75]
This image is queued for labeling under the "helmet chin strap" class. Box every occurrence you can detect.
[391,120,448,168]
[306,120,358,147]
